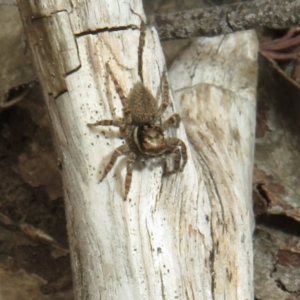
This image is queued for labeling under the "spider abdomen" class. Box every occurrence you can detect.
[129,83,158,123]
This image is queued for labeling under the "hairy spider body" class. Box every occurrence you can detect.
[88,64,187,199]
[129,83,157,123]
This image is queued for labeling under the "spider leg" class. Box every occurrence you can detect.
[166,138,187,172]
[124,152,137,200]
[138,21,147,83]
[99,144,130,183]
[87,119,123,127]
[161,113,181,131]
[87,119,127,132]
[154,71,170,120]
[106,63,131,123]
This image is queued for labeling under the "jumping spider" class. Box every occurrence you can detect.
[88,64,187,199]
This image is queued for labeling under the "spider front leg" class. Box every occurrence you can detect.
[99,144,130,183]
[124,152,137,199]
[87,119,123,127]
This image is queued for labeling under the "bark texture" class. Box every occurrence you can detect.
[152,0,300,40]
[17,0,257,299]
[169,31,258,299]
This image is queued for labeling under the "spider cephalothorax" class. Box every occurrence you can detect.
[88,64,187,199]
[135,125,165,156]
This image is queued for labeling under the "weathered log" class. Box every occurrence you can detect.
[17,0,257,299]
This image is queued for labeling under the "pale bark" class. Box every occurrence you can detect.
[17,0,257,299]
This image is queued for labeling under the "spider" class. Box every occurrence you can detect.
[88,64,187,199]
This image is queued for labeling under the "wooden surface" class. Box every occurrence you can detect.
[17,0,258,299]
[169,31,258,299]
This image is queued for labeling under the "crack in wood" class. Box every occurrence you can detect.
[74,25,140,38]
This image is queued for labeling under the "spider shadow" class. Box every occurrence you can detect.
[109,155,127,199]
[105,156,163,199]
